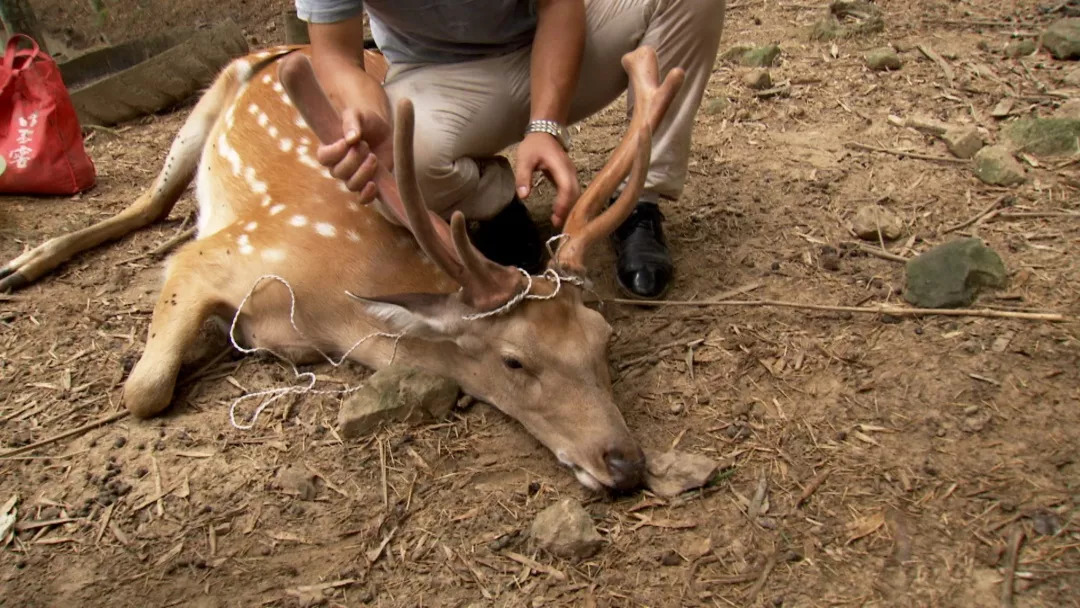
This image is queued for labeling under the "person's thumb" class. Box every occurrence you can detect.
[514,153,535,200]
[342,110,362,145]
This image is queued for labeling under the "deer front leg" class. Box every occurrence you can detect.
[122,248,221,418]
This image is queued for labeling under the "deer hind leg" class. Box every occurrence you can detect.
[122,240,229,418]
[0,58,250,293]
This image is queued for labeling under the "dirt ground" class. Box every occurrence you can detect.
[2,0,1079,606]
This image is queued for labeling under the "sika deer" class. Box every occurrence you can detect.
[0,45,684,491]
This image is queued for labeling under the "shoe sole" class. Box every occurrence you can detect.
[614,273,673,301]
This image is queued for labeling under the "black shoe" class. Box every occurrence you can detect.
[611,201,673,299]
[468,196,545,274]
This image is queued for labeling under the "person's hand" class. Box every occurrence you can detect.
[315,108,395,205]
[514,132,580,229]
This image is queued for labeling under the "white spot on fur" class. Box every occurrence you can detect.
[247,103,259,115]
[244,221,258,232]
[251,180,268,194]
[261,196,272,207]
[269,204,286,216]
[314,222,337,237]
[257,112,269,128]
[272,82,284,93]
[347,202,360,212]
[295,115,307,128]
[268,126,279,138]
[279,138,293,152]
[299,136,311,146]
[262,248,286,263]
[237,234,254,255]
[280,94,293,107]
[289,215,309,227]
[255,51,271,60]
[261,74,272,84]
[346,230,361,242]
[235,59,252,80]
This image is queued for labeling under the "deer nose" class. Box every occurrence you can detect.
[604,445,646,492]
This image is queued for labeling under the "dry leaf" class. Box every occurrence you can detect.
[846,510,886,544]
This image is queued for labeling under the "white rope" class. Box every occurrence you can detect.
[225,274,402,430]
[224,239,594,428]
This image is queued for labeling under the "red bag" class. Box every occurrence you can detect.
[0,34,95,195]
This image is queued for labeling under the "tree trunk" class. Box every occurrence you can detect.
[0,0,50,54]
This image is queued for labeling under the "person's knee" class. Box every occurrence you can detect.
[670,0,726,36]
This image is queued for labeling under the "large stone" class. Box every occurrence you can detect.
[865,47,901,71]
[644,450,721,498]
[1004,118,1080,157]
[942,126,984,159]
[851,204,904,241]
[530,498,603,560]
[903,238,1008,308]
[741,44,782,67]
[973,145,1025,186]
[1042,18,1080,60]
[337,366,460,439]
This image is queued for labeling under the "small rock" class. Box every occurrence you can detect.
[1004,118,1080,157]
[851,204,904,241]
[276,465,318,501]
[704,96,730,115]
[865,47,901,71]
[820,252,841,271]
[742,68,772,90]
[942,126,984,159]
[338,366,460,439]
[1004,39,1037,58]
[659,550,681,566]
[990,98,1016,119]
[973,145,1025,186]
[903,237,1008,308]
[113,436,127,449]
[1042,18,1080,59]
[530,498,603,560]
[1031,509,1062,536]
[741,44,781,67]
[1063,67,1080,87]
[644,450,721,498]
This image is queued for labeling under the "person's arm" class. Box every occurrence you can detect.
[304,7,394,198]
[513,0,586,228]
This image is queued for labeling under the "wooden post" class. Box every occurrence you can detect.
[0,0,50,54]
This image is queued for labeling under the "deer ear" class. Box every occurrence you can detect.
[347,292,470,340]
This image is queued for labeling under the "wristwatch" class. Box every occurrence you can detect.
[526,119,572,152]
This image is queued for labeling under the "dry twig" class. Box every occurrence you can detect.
[1001,529,1025,608]
[845,142,969,164]
[0,411,130,458]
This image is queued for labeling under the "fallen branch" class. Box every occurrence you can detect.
[943,195,1015,234]
[1001,529,1025,608]
[845,142,969,164]
[0,410,130,458]
[849,242,909,263]
[604,297,1068,322]
[796,468,831,507]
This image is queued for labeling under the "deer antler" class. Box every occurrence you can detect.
[278,53,523,312]
[553,47,686,275]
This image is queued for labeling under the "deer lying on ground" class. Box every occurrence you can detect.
[0,45,684,491]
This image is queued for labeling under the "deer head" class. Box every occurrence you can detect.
[279,48,684,491]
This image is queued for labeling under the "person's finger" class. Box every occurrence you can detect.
[548,158,580,229]
[315,139,349,168]
[356,181,378,206]
[346,153,379,191]
[330,141,371,183]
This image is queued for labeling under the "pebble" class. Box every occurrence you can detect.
[643,450,721,498]
[851,204,904,241]
[742,68,772,90]
[973,145,1025,186]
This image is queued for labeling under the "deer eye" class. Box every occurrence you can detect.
[503,356,524,370]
